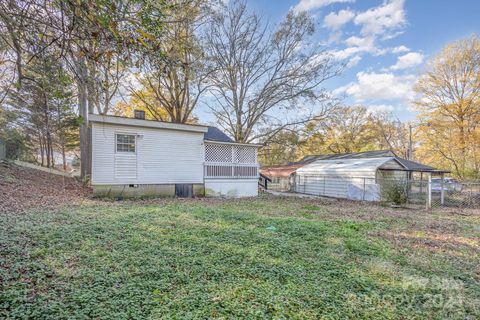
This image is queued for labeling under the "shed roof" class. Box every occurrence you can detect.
[260,164,304,178]
[296,150,396,165]
[262,149,449,176]
[394,157,436,172]
[296,157,398,176]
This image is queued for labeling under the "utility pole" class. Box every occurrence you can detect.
[408,124,413,160]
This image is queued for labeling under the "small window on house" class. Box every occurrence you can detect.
[116,134,136,153]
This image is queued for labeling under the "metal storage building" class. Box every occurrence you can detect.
[295,157,406,200]
[262,150,448,201]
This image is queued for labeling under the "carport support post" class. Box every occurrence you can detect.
[440,173,445,206]
[426,174,432,209]
[420,172,423,193]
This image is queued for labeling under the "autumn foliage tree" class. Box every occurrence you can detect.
[129,0,209,124]
[414,35,480,178]
[259,105,408,166]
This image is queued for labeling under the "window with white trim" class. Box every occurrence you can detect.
[116,134,136,153]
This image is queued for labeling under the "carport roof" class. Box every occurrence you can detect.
[296,157,397,175]
[263,150,450,175]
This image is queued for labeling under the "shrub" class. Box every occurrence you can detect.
[380,179,407,205]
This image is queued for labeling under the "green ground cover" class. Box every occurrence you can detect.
[1,196,479,319]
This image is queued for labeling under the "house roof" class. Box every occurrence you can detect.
[89,114,262,147]
[89,114,209,133]
[204,127,263,147]
[204,127,234,143]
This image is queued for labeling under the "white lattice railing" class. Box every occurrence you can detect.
[205,143,257,163]
[204,163,259,179]
[204,142,258,179]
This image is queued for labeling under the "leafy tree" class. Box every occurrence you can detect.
[259,130,304,166]
[0,107,30,160]
[414,35,480,178]
[130,0,210,123]
[261,105,408,166]
[0,0,172,178]
[9,56,77,168]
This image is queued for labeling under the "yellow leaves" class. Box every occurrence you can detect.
[414,35,480,178]
[136,36,150,49]
[137,29,156,42]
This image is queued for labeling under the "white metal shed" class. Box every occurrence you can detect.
[294,157,405,200]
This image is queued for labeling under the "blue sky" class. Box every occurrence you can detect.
[234,0,480,121]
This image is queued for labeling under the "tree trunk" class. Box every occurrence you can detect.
[39,134,45,166]
[62,143,67,171]
[50,144,55,168]
[78,80,89,179]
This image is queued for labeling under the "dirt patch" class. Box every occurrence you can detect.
[0,161,91,214]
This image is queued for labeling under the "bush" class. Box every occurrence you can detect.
[380,179,407,205]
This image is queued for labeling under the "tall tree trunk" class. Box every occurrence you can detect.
[75,54,92,180]
[78,79,89,179]
[39,134,44,166]
[62,142,67,171]
[43,92,53,168]
[45,136,51,168]
[50,144,55,167]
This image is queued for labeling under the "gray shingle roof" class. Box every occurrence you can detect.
[394,157,437,172]
[204,126,234,143]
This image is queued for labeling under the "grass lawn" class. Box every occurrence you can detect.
[1,195,479,319]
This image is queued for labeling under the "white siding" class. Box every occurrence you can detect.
[205,179,258,197]
[91,122,204,185]
[114,154,137,179]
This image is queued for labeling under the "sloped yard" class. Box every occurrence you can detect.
[0,165,479,319]
[0,162,90,214]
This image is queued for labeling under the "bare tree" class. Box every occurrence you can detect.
[203,0,341,143]
[367,112,408,158]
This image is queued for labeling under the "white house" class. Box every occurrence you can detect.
[89,113,261,198]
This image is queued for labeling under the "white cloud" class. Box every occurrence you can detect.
[323,9,355,30]
[366,104,395,113]
[346,55,362,68]
[390,52,424,70]
[294,0,354,12]
[344,35,371,47]
[354,0,406,36]
[330,36,386,60]
[391,45,410,53]
[335,71,416,101]
[321,0,410,66]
